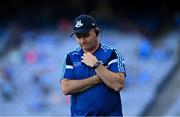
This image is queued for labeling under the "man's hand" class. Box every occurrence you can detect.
[81,52,98,67]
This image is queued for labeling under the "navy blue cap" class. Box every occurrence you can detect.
[71,15,99,37]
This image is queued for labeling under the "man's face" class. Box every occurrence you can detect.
[75,29,98,51]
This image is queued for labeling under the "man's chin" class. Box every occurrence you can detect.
[82,47,88,50]
[82,47,91,51]
[82,45,88,49]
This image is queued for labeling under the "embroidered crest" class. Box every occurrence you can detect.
[73,62,82,67]
[75,20,83,28]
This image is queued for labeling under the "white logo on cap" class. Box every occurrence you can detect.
[75,20,83,28]
[92,23,95,26]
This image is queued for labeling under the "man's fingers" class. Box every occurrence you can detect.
[86,52,91,55]
[83,53,87,56]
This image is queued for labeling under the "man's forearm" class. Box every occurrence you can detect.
[95,64,124,92]
[61,75,101,95]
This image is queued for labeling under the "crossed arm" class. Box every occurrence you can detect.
[61,52,125,95]
[61,75,101,95]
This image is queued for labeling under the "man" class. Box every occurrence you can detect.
[60,14,126,116]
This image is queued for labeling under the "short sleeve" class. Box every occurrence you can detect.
[105,49,126,77]
[60,54,75,80]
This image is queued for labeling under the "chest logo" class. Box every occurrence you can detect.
[73,62,82,67]
[75,20,83,28]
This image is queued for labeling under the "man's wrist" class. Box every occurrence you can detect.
[92,61,101,69]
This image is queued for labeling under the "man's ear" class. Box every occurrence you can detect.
[95,29,100,36]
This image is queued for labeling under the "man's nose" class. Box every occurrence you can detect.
[80,38,86,43]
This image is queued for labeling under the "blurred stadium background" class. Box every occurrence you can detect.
[0,0,179,116]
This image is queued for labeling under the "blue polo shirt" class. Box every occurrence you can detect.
[61,43,126,116]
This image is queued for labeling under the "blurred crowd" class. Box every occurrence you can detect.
[0,1,180,116]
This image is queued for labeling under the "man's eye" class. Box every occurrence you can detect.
[76,34,89,38]
[83,34,89,37]
[76,35,82,38]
